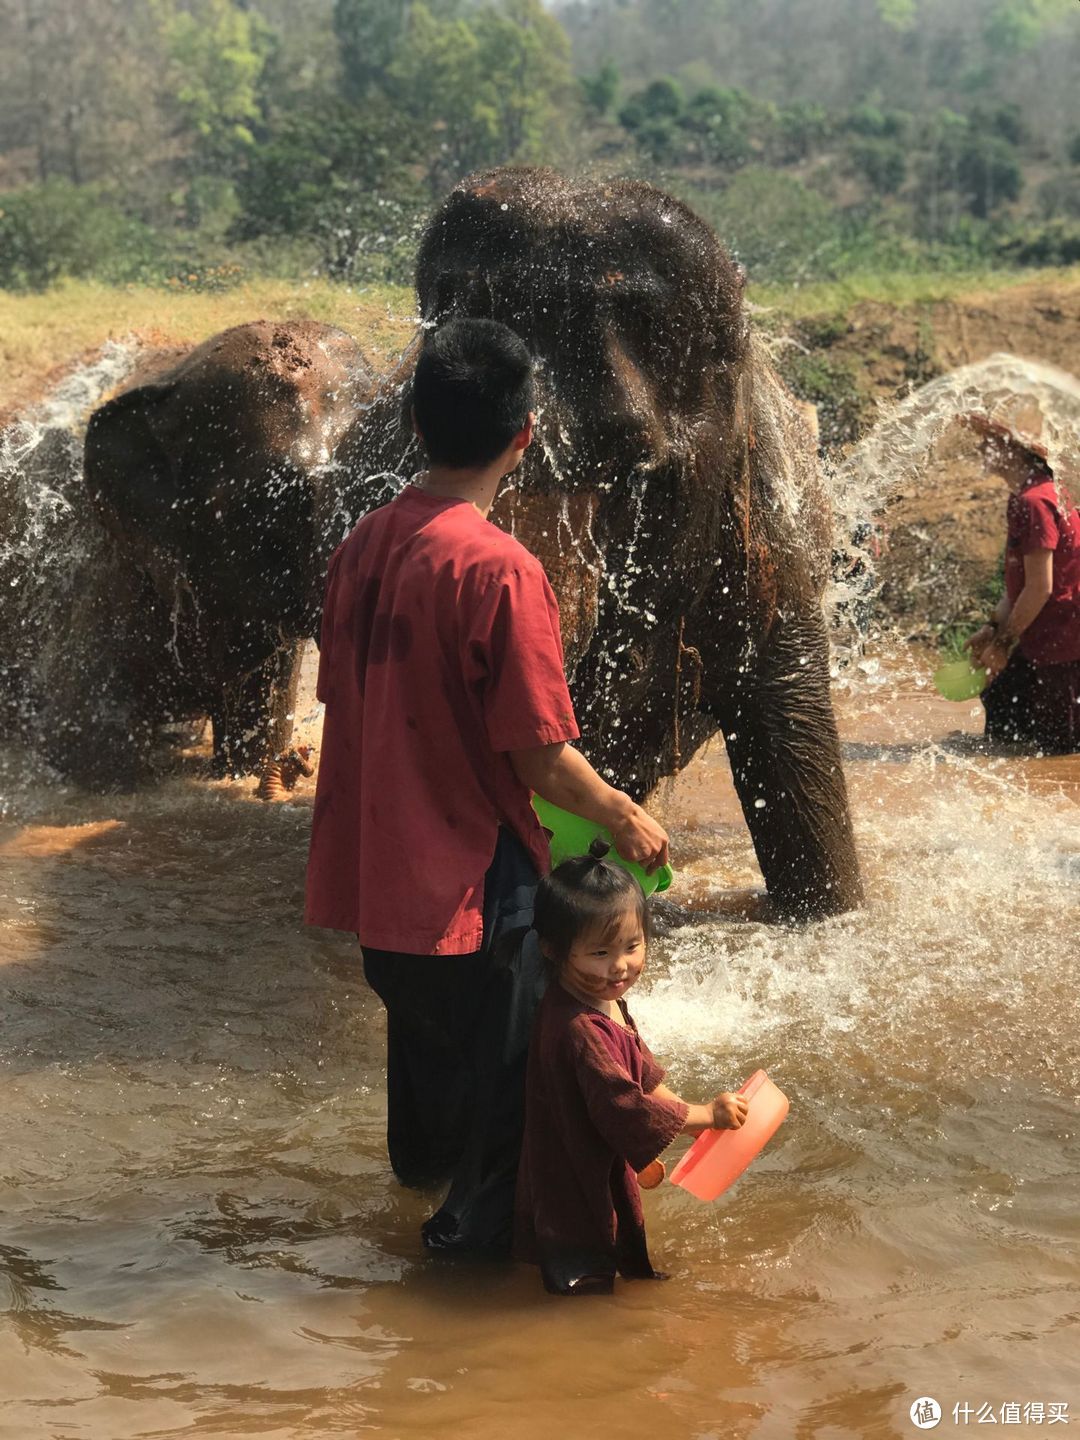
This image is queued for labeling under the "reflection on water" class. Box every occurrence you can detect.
[1,652,1079,1439]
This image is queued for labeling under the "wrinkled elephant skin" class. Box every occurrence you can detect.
[344,167,862,918]
[84,320,373,774]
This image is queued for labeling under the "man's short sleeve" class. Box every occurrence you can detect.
[1015,492,1061,555]
[467,560,580,752]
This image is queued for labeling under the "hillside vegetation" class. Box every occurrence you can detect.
[1,0,1079,297]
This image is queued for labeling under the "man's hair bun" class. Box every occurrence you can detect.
[588,837,612,860]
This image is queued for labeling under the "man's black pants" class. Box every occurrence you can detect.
[361,828,547,1254]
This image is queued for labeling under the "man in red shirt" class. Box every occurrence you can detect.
[965,415,1080,752]
[306,317,668,1252]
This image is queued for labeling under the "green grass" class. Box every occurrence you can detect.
[5,263,1080,418]
[747,262,1080,319]
[0,276,415,415]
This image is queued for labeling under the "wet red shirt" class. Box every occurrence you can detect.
[1005,474,1080,665]
[515,983,688,1290]
[305,485,579,952]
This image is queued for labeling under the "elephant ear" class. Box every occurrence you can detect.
[746,335,833,598]
[84,383,185,549]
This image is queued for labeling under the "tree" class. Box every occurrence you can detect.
[333,0,409,100]
[159,0,273,168]
[0,178,162,289]
[956,132,1022,217]
[680,86,766,169]
[0,1,170,193]
[876,0,917,30]
[580,61,620,118]
[389,0,576,190]
[851,137,907,195]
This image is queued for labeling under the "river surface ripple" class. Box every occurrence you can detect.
[1,656,1078,1440]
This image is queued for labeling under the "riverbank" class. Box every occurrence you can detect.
[5,265,1080,422]
[5,265,1080,644]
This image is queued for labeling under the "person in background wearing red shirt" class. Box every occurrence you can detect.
[965,414,1080,753]
[305,317,669,1256]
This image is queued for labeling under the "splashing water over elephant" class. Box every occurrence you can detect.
[1,176,1078,1437]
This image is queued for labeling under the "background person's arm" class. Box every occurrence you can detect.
[510,740,669,871]
[980,549,1054,677]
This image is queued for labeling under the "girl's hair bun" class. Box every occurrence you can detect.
[588,837,612,860]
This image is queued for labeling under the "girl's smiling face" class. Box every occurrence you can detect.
[558,903,647,1007]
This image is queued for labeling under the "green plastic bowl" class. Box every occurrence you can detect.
[933,659,988,702]
[532,795,673,898]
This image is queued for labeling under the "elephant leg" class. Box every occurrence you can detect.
[715,614,863,920]
[211,641,304,776]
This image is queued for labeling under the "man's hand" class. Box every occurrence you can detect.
[710,1092,749,1130]
[509,741,669,872]
[610,803,669,873]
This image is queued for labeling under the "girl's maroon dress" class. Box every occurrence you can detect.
[514,981,688,1294]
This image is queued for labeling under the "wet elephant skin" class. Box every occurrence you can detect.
[84,320,373,775]
[343,167,862,918]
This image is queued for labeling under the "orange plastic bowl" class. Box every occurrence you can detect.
[668,1070,789,1202]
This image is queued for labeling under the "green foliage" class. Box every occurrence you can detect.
[915,110,1023,228]
[389,0,575,188]
[683,87,765,167]
[233,96,427,282]
[846,105,906,140]
[985,0,1074,52]
[995,219,1080,266]
[851,138,907,196]
[776,348,874,447]
[1038,173,1080,220]
[687,169,846,282]
[876,0,918,29]
[0,181,163,291]
[775,102,831,163]
[235,97,410,237]
[955,134,1023,219]
[621,77,685,125]
[580,62,620,118]
[158,0,273,165]
[333,0,410,100]
[2,0,1079,294]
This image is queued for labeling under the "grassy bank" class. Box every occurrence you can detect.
[750,262,1080,319]
[0,277,415,417]
[4,264,1080,419]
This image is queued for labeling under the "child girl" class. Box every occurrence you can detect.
[514,840,748,1296]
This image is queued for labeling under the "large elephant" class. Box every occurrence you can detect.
[337,167,862,918]
[83,319,374,775]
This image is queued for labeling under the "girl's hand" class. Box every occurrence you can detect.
[710,1092,749,1130]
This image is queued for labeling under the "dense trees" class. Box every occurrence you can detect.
[0,0,1078,290]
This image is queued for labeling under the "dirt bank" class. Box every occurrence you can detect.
[775,272,1080,638]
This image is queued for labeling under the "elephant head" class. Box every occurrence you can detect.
[342,167,861,916]
[84,320,374,771]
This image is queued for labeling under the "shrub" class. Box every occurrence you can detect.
[851,138,907,196]
[994,220,1080,266]
[0,180,163,291]
[686,169,846,283]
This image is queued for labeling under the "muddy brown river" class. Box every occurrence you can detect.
[1,650,1078,1440]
